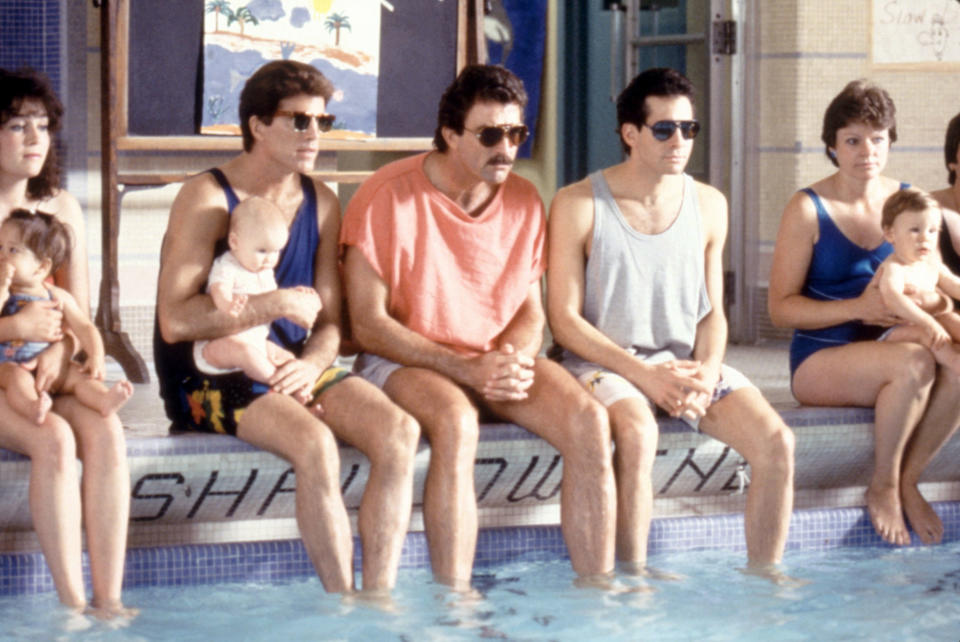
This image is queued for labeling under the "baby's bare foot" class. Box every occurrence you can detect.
[99,381,134,417]
[34,391,52,424]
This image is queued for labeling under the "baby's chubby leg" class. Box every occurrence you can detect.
[202,335,277,383]
[887,320,960,377]
[57,364,133,417]
[935,311,960,344]
[0,362,52,423]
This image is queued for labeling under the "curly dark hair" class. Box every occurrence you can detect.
[821,80,897,167]
[615,68,695,155]
[0,68,64,200]
[433,65,527,153]
[4,209,72,272]
[238,60,335,153]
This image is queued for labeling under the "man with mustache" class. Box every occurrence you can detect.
[341,65,617,591]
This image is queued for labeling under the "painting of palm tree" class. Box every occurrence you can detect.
[228,6,259,37]
[205,0,233,33]
[324,12,352,46]
[202,0,381,137]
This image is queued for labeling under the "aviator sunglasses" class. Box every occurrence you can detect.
[275,110,336,132]
[465,124,529,148]
[642,119,700,141]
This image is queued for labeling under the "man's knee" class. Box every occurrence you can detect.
[563,396,613,469]
[610,401,659,451]
[283,418,342,480]
[754,419,795,480]
[369,409,420,476]
[426,405,479,466]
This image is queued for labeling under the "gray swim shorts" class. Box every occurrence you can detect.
[353,352,403,389]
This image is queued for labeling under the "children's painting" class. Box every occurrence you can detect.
[202,0,381,138]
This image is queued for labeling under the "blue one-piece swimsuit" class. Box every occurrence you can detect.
[788,185,907,377]
[0,291,53,363]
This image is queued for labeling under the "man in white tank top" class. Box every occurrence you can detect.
[547,68,796,581]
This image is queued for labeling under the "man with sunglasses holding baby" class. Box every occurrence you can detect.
[155,61,420,599]
[341,64,619,592]
[546,68,796,580]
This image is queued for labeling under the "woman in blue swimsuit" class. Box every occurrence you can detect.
[769,80,960,548]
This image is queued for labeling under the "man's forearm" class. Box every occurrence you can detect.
[299,321,340,371]
[496,289,546,358]
[692,312,727,377]
[161,290,288,343]
[356,315,475,384]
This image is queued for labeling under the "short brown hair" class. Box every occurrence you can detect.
[238,60,335,153]
[881,188,939,229]
[822,80,897,167]
[3,209,72,272]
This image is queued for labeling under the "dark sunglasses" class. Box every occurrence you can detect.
[275,110,336,133]
[643,119,700,141]
[465,124,529,148]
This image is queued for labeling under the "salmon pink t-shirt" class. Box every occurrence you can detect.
[341,153,546,354]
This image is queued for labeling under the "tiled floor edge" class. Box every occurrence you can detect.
[2,501,957,596]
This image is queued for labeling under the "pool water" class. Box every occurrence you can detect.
[4,542,960,640]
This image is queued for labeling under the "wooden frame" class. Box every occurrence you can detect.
[98,0,477,382]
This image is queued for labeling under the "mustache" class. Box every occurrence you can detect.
[487,155,513,166]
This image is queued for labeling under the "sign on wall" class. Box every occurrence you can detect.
[872,0,960,66]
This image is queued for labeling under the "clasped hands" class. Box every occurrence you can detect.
[643,360,716,421]
[469,343,535,402]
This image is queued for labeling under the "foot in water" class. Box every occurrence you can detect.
[741,564,810,587]
[902,482,944,545]
[865,483,911,546]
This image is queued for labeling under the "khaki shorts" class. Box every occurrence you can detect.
[575,363,753,431]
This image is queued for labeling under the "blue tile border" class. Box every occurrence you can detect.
[2,502,959,596]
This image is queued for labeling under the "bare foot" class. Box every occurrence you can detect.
[741,564,810,587]
[902,483,944,545]
[865,484,911,546]
[433,574,483,602]
[34,391,52,424]
[342,588,399,613]
[574,572,655,593]
[618,561,685,581]
[86,599,139,621]
[99,381,134,417]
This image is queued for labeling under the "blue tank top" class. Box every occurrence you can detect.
[154,169,319,405]
[207,168,318,350]
[788,185,906,374]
